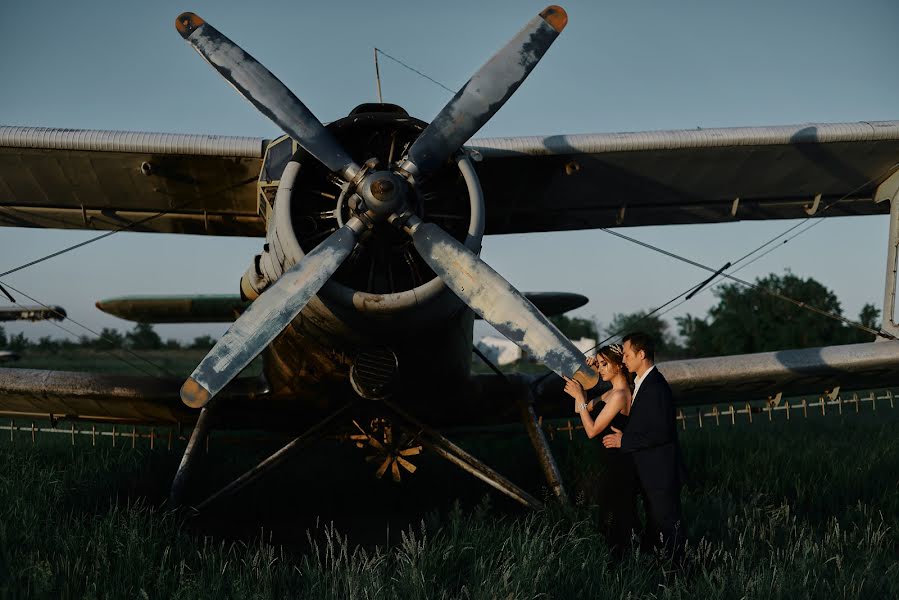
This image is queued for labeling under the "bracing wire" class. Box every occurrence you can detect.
[0,282,176,377]
[0,176,257,279]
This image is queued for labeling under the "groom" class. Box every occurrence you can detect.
[603,331,687,557]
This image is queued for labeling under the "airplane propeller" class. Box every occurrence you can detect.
[177,6,598,409]
[181,218,365,407]
[399,6,568,179]
[175,13,360,181]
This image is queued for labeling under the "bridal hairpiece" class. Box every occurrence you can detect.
[608,343,623,357]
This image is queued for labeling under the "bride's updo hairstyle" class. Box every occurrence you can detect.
[597,343,634,387]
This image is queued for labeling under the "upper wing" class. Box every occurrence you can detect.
[470,121,899,234]
[4,120,899,237]
[0,126,266,236]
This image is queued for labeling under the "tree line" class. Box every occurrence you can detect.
[0,322,215,353]
[550,272,882,359]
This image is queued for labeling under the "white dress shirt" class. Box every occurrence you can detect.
[631,365,656,407]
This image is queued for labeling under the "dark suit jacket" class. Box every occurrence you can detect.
[621,367,687,490]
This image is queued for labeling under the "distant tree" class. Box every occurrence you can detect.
[0,325,6,348]
[126,323,162,350]
[189,335,216,350]
[7,333,29,352]
[164,338,182,350]
[844,303,881,344]
[675,313,710,358]
[94,328,125,350]
[549,315,598,341]
[605,310,682,358]
[677,272,850,357]
[35,336,61,353]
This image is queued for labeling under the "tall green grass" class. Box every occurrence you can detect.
[0,412,896,598]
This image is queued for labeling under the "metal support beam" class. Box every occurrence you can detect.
[516,382,568,504]
[384,401,543,510]
[169,405,215,506]
[472,348,567,503]
[195,404,350,511]
[879,173,899,340]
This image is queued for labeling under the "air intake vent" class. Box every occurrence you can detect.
[350,347,398,400]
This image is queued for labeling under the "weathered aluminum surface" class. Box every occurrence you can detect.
[404,7,565,175]
[0,368,197,423]
[0,125,265,157]
[468,121,899,157]
[177,13,357,179]
[0,141,262,236]
[466,120,899,234]
[95,295,249,323]
[411,221,597,388]
[659,341,899,404]
[182,219,364,407]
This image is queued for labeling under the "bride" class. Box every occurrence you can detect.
[563,344,637,557]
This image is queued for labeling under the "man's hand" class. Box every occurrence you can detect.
[602,425,622,448]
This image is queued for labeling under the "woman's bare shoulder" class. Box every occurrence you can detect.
[604,388,629,407]
[600,388,628,406]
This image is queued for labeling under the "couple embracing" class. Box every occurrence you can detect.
[563,332,687,559]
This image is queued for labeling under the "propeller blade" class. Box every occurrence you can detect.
[409,221,597,388]
[402,6,567,176]
[181,219,364,408]
[175,12,359,180]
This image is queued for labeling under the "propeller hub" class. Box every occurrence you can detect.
[357,171,408,219]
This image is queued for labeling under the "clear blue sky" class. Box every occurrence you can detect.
[2,0,898,344]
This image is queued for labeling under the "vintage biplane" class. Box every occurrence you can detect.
[1,6,899,509]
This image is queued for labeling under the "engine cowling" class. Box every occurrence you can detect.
[241,104,485,337]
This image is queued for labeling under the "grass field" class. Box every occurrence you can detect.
[0,402,896,599]
[9,349,262,378]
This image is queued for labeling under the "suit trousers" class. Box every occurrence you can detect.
[641,485,684,558]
